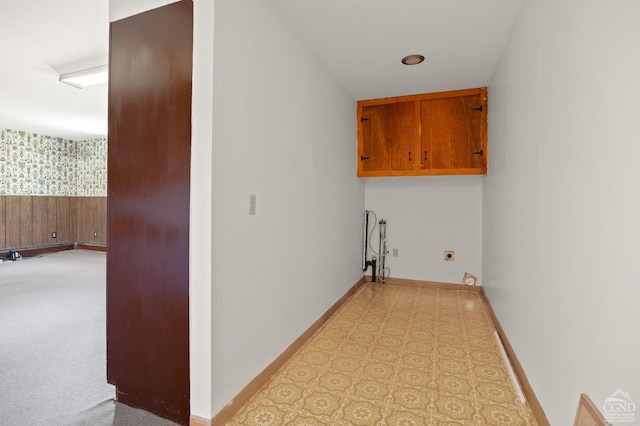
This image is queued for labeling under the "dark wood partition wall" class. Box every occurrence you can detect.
[107,1,193,424]
[0,195,107,252]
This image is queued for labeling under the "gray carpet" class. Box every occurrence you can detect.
[0,250,177,426]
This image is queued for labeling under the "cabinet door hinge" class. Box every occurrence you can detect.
[360,117,370,122]
[360,156,370,161]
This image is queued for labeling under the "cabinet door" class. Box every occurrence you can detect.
[421,93,486,172]
[359,101,417,175]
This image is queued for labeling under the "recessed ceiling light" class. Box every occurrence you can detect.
[401,54,425,65]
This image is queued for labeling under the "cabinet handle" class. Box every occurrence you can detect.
[472,150,484,156]
[423,151,428,161]
[472,106,484,112]
[360,156,370,161]
[408,152,412,161]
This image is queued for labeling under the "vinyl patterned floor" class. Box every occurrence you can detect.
[228,283,537,425]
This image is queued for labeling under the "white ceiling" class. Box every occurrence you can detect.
[273,0,524,100]
[0,0,108,140]
[0,0,522,140]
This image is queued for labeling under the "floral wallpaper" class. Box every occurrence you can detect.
[0,128,107,196]
[77,138,108,196]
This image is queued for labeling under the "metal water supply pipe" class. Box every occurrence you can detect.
[362,210,377,282]
[378,220,388,282]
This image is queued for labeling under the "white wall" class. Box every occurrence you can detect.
[484,1,640,424]
[108,0,178,21]
[364,177,483,284]
[190,0,214,418]
[210,0,364,415]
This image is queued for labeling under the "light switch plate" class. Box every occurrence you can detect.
[249,194,256,215]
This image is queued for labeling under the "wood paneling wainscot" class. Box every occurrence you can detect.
[6,196,31,248]
[91,197,107,244]
[75,197,107,245]
[18,196,33,248]
[32,196,49,247]
[5,196,23,249]
[0,196,5,249]
[56,197,71,244]
[0,196,107,252]
[69,196,79,246]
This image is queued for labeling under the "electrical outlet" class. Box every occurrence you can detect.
[52,231,56,239]
[249,194,256,215]
[94,232,98,238]
[393,248,398,257]
[444,250,455,261]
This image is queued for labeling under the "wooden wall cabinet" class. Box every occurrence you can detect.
[357,87,488,177]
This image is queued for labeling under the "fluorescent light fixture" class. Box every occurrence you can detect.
[59,65,108,89]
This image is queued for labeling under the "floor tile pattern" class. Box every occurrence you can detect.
[228,283,537,425]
